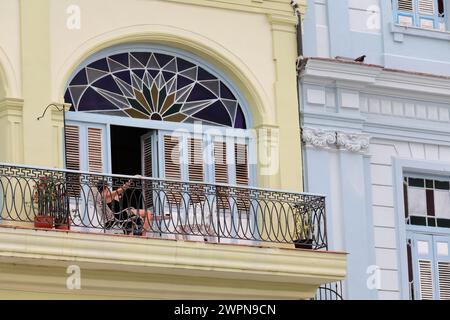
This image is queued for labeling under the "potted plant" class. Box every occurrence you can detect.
[33,176,56,228]
[54,189,71,231]
[293,204,315,250]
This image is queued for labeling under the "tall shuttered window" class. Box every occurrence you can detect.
[394,0,446,30]
[404,175,450,300]
[139,132,251,209]
[407,234,450,300]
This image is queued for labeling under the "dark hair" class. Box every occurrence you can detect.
[96,181,107,193]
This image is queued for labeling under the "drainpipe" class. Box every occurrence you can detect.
[290,1,306,190]
[291,1,304,62]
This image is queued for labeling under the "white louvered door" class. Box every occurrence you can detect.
[211,136,252,243]
[141,131,157,209]
[411,234,436,300]
[410,233,450,300]
[65,122,108,230]
[434,236,450,300]
[65,125,81,197]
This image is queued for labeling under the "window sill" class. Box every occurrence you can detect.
[390,23,450,42]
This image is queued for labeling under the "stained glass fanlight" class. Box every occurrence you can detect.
[64,51,247,129]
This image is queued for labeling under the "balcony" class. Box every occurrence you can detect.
[0,163,346,299]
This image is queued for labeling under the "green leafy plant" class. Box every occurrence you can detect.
[33,176,67,219]
[293,204,315,249]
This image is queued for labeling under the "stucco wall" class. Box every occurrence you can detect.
[300,58,450,299]
[0,0,21,98]
[0,0,305,192]
[369,139,450,299]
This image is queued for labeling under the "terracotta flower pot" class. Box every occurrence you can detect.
[55,216,71,231]
[34,215,54,229]
[294,238,313,250]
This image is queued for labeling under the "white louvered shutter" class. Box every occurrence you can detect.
[141,132,154,208]
[65,125,81,196]
[435,237,450,300]
[419,259,434,299]
[163,135,182,204]
[65,125,80,171]
[187,137,205,203]
[87,127,104,173]
[235,143,250,212]
[438,262,450,299]
[411,234,436,300]
[418,0,435,15]
[213,140,230,210]
[398,0,414,11]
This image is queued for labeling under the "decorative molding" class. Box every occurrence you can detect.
[302,127,336,149]
[0,98,24,118]
[0,226,346,299]
[302,127,372,153]
[336,132,371,153]
[51,102,72,122]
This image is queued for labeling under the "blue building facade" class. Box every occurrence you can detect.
[301,0,450,300]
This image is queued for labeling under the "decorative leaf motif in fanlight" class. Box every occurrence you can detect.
[64,52,247,129]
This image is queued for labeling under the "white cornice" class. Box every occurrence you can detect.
[301,59,450,99]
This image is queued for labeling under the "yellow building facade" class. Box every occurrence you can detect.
[0,0,346,299]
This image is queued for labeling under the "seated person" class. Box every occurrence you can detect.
[96,180,153,236]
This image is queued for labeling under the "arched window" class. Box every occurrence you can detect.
[64,51,247,129]
[63,48,254,238]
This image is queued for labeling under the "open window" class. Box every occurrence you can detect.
[394,0,447,30]
[404,174,450,300]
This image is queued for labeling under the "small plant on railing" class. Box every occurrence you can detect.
[293,204,315,249]
[33,176,56,228]
[33,176,69,229]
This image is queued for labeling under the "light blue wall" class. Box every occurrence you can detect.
[303,0,450,76]
[301,0,450,301]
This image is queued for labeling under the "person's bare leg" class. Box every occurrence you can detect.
[135,209,152,236]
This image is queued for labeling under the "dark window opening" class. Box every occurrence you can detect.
[110,125,151,209]
[438,0,445,17]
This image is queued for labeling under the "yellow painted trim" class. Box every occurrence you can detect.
[0,226,346,299]
[166,0,306,18]
[0,46,19,98]
[0,97,23,116]
[0,98,24,163]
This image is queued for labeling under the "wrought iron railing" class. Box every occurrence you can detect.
[0,163,328,249]
[314,281,344,300]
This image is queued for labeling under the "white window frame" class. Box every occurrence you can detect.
[65,112,256,187]
[393,0,448,31]
[393,158,450,300]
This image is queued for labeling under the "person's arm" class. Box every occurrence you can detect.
[102,181,131,203]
